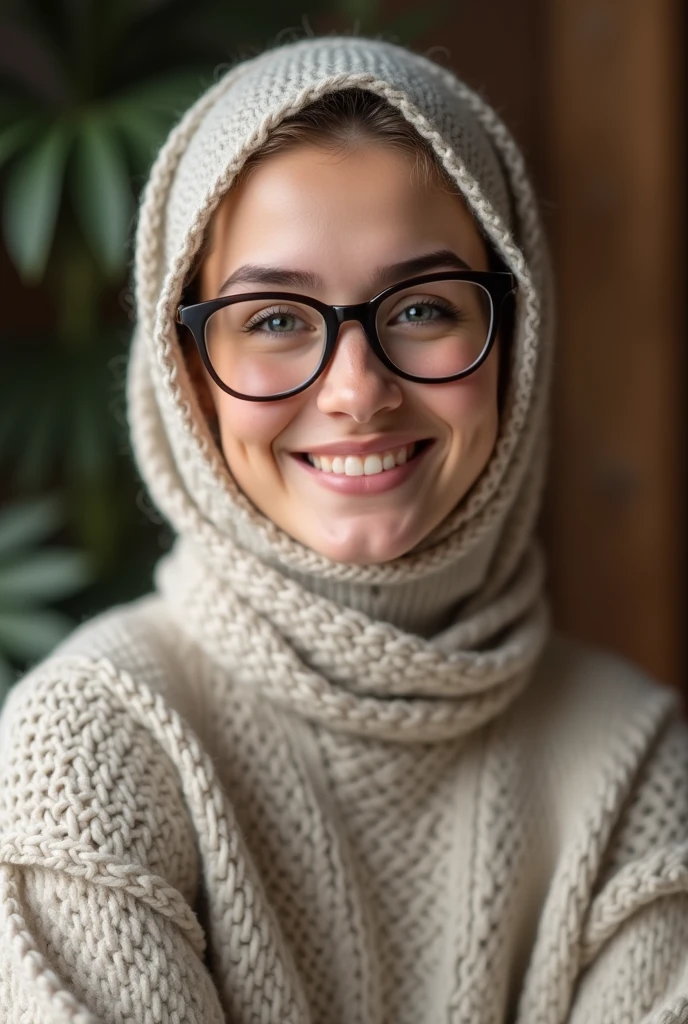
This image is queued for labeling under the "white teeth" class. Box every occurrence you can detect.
[306,443,419,477]
[363,454,383,475]
[344,456,364,476]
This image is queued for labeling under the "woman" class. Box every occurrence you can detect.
[0,34,686,1024]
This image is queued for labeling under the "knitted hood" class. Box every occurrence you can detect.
[127,35,555,742]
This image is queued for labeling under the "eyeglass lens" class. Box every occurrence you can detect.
[204,278,494,398]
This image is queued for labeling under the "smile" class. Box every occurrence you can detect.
[304,442,425,477]
[292,440,434,495]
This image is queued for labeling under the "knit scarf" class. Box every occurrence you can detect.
[127,35,555,743]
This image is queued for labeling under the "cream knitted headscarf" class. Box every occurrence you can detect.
[127,35,554,742]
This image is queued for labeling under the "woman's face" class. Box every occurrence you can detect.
[193,143,500,565]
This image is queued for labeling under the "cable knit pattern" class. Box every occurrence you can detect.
[1,34,686,1023]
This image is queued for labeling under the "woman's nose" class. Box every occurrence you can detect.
[315,323,403,421]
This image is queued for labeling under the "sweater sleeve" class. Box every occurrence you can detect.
[0,656,225,1024]
[566,895,688,1023]
[567,713,688,1024]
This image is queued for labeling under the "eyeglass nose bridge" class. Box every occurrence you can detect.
[331,301,376,329]
[325,301,382,357]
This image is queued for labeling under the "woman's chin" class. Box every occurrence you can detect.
[289,515,429,565]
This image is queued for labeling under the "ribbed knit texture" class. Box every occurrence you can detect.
[0,35,687,1024]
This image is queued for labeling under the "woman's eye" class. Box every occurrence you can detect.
[400,304,436,322]
[395,301,451,323]
[266,314,295,331]
[247,310,303,333]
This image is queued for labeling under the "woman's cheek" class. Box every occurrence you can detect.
[422,361,498,428]
[215,392,301,455]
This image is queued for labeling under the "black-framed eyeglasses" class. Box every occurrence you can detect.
[175,270,516,402]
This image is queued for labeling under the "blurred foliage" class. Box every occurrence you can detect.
[0,0,445,684]
[0,495,92,701]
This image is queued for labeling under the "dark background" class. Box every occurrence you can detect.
[0,0,684,701]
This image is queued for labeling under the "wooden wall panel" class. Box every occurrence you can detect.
[540,0,685,689]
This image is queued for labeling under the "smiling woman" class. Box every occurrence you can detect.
[0,35,686,1024]
[176,133,505,564]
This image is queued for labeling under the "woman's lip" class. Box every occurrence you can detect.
[292,434,432,457]
[290,440,434,495]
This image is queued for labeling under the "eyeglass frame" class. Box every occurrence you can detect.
[175,269,516,402]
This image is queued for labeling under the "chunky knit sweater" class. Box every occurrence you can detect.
[1,35,687,1024]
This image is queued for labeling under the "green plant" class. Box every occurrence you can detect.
[0,495,92,702]
[0,0,263,289]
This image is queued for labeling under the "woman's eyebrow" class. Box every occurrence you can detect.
[216,249,471,297]
[217,264,319,295]
[376,250,471,287]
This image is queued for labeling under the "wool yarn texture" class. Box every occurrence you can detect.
[1,34,687,1024]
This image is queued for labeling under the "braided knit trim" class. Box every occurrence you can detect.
[164,534,547,683]
[155,533,550,742]
[0,833,205,951]
[580,844,688,966]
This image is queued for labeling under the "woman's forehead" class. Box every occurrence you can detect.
[200,144,489,292]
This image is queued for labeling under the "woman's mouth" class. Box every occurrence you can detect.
[292,440,434,494]
[300,440,430,477]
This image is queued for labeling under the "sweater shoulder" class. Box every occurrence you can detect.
[55,592,199,701]
[0,608,204,906]
[514,628,682,757]
[3,593,207,733]
[502,633,688,969]
[504,629,686,853]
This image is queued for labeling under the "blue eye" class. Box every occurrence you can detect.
[400,303,440,322]
[264,314,296,332]
[244,307,306,334]
[394,299,458,324]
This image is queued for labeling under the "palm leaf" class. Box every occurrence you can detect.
[0,548,92,605]
[71,116,133,278]
[2,120,72,282]
[0,495,63,558]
